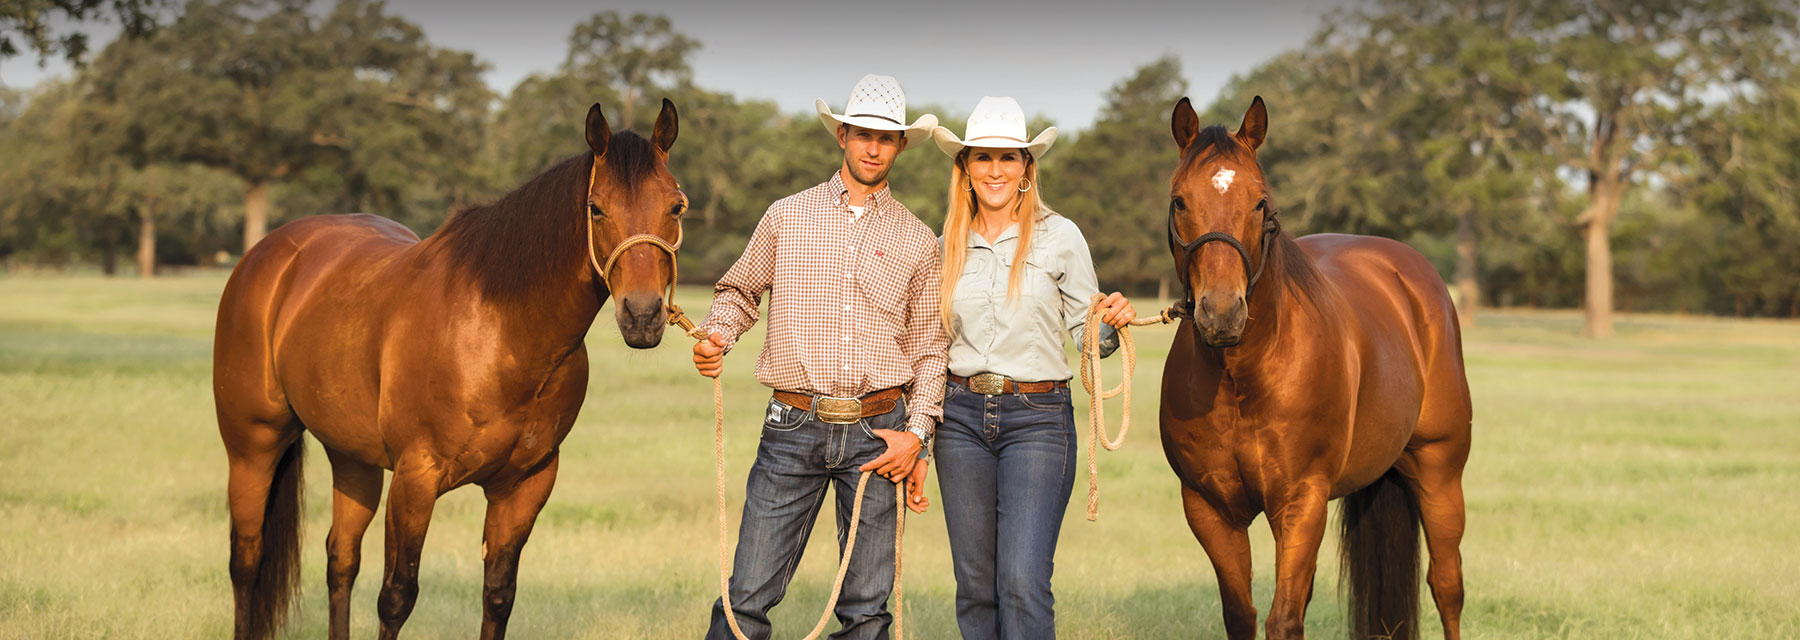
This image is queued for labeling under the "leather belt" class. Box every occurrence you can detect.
[772,386,904,424]
[949,373,1069,396]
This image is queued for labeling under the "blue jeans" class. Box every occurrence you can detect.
[705,395,908,640]
[936,380,1077,640]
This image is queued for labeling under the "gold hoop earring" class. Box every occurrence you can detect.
[1018,178,1033,193]
[963,180,973,192]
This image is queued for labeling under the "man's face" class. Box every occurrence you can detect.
[837,124,908,187]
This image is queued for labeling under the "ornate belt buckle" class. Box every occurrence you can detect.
[969,373,1006,396]
[814,396,862,424]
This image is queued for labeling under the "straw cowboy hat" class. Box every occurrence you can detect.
[815,74,937,140]
[933,96,1057,159]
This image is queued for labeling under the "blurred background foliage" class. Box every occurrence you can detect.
[3,0,1798,327]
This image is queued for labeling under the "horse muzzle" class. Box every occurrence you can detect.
[615,293,668,349]
[1192,292,1247,348]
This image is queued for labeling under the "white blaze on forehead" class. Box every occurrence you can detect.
[1211,168,1236,194]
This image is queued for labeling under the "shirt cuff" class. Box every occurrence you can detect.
[905,413,937,439]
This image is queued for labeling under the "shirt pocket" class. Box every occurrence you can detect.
[1019,248,1062,304]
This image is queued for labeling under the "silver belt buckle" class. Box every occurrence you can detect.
[814,395,862,424]
[969,373,1006,396]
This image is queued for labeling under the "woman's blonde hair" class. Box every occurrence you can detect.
[940,149,1049,330]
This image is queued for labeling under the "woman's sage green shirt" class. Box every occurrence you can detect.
[946,212,1115,383]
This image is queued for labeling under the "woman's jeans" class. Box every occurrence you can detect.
[936,379,1077,640]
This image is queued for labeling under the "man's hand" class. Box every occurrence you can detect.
[859,428,922,482]
[693,332,727,377]
[904,459,931,513]
[1096,291,1136,328]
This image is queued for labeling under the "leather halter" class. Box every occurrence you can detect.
[1167,198,1281,318]
[584,155,684,305]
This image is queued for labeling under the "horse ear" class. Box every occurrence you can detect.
[652,98,678,153]
[1236,96,1267,151]
[1171,97,1199,150]
[586,103,611,156]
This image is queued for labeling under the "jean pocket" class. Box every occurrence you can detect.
[762,399,808,432]
[1017,387,1069,412]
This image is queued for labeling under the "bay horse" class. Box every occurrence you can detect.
[1158,96,1472,640]
[213,100,686,640]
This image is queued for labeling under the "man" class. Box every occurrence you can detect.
[692,74,946,640]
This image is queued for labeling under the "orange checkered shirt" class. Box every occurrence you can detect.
[700,171,948,435]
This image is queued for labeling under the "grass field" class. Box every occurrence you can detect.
[2,273,1797,639]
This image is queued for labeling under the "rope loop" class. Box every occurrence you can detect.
[1078,293,1177,521]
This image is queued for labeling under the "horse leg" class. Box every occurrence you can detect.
[1400,445,1468,640]
[222,415,304,640]
[376,457,445,640]
[325,451,384,640]
[1181,484,1256,640]
[478,454,560,640]
[1264,483,1330,640]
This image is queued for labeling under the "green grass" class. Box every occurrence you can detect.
[2,273,1797,638]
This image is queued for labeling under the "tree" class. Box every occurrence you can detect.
[1538,0,1799,336]
[82,0,492,253]
[0,0,166,71]
[1055,55,1189,297]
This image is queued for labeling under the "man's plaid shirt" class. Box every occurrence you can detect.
[700,171,948,435]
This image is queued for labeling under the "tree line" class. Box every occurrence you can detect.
[2,0,1798,331]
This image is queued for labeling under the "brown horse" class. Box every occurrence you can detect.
[213,100,686,640]
[1157,96,1472,640]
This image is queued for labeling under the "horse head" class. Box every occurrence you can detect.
[1167,95,1277,348]
[584,99,685,349]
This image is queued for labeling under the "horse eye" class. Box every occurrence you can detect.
[1255,198,1268,212]
[588,203,604,218]
[669,203,685,218]
[1170,196,1186,212]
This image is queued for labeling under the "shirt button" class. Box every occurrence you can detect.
[842,305,852,311]
[844,272,852,278]
[842,365,851,370]
[842,336,851,342]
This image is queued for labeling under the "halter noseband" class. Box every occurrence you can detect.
[584,155,687,316]
[1167,199,1281,318]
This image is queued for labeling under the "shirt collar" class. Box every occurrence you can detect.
[828,170,891,213]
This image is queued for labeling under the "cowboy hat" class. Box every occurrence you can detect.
[933,96,1057,159]
[815,74,937,140]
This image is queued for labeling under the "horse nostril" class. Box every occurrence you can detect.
[1199,295,1215,316]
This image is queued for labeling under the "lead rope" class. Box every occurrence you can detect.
[1078,294,1178,521]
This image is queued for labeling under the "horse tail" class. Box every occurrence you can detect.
[245,437,306,640]
[1338,468,1421,640]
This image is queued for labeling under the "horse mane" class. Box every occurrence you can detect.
[1186,125,1341,318]
[434,131,661,300]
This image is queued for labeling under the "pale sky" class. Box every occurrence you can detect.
[2,0,1353,129]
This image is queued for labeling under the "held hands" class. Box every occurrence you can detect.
[860,428,922,484]
[1095,291,1136,328]
[692,332,727,377]
[904,459,931,513]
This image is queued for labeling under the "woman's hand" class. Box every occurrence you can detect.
[1096,291,1136,328]
[905,459,931,513]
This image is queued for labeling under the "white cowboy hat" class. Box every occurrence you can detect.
[933,96,1057,159]
[815,74,937,140]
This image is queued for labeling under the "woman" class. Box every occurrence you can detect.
[911,96,1135,639]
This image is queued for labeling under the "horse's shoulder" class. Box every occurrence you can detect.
[1296,233,1424,269]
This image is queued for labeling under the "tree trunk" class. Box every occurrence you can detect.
[244,181,270,254]
[1455,206,1478,326]
[136,207,156,279]
[1579,180,1621,339]
[1158,275,1171,306]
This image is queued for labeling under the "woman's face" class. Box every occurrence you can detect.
[964,146,1028,211]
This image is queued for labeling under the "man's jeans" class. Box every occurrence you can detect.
[935,380,1077,640]
[705,395,908,640]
